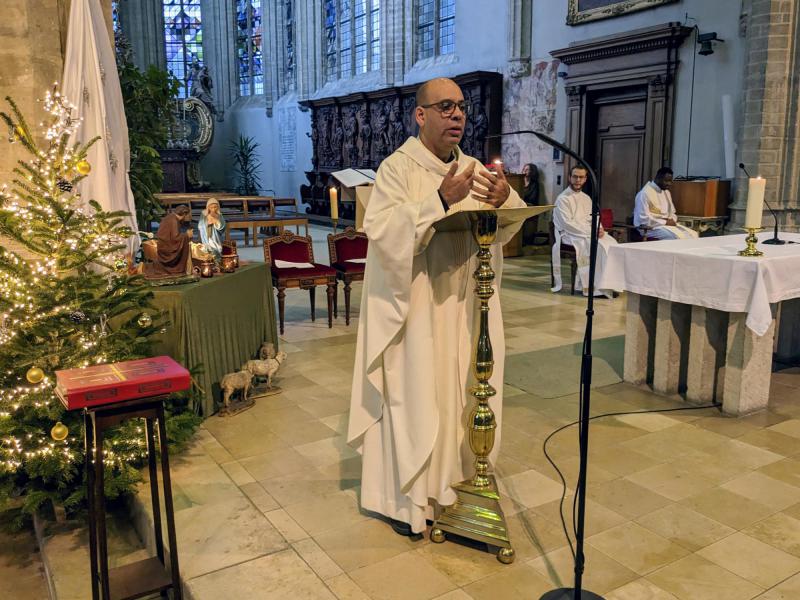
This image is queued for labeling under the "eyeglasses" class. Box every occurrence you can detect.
[420,100,472,117]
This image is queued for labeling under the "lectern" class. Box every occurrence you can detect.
[429,205,552,564]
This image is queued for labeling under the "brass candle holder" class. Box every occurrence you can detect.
[430,210,514,564]
[738,227,764,257]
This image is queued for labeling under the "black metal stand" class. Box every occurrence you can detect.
[489,130,605,600]
[84,396,181,600]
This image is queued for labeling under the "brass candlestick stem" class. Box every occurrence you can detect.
[431,210,514,564]
[738,227,764,257]
[332,218,338,234]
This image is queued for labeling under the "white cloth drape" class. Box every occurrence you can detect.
[62,0,140,256]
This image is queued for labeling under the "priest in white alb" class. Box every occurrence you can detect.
[347,78,526,536]
[551,165,619,298]
[634,167,698,240]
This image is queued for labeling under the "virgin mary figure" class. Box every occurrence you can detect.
[198,198,226,258]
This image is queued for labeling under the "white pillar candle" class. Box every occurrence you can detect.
[329,187,338,220]
[744,177,766,229]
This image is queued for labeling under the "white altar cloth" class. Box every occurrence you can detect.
[604,233,800,336]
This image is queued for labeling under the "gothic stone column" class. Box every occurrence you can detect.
[507,0,532,78]
[734,0,800,232]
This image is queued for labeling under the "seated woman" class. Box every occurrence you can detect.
[198,198,226,259]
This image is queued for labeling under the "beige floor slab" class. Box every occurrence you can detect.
[697,532,800,589]
[314,519,418,572]
[185,549,336,599]
[586,478,672,520]
[325,573,372,600]
[681,487,778,530]
[743,512,800,558]
[767,419,800,439]
[239,447,317,482]
[625,461,718,502]
[498,468,569,508]
[647,554,763,600]
[285,491,369,537]
[737,430,800,457]
[262,467,351,507]
[588,522,690,575]
[414,539,508,587]
[293,537,345,580]
[462,561,554,600]
[758,458,800,489]
[606,578,679,599]
[635,504,735,552]
[432,590,475,600]
[528,543,638,594]
[721,472,800,512]
[349,551,457,600]
[531,495,628,538]
[754,572,800,599]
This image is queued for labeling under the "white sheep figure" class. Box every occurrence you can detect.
[220,370,253,410]
[242,351,288,390]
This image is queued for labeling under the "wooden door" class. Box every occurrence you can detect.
[593,100,646,222]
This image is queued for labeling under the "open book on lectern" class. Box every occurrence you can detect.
[433,205,553,233]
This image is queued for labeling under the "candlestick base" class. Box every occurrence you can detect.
[332,218,338,234]
[738,228,764,257]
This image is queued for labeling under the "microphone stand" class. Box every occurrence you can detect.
[488,131,604,600]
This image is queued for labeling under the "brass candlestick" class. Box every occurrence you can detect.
[431,210,514,564]
[332,218,338,234]
[738,227,764,257]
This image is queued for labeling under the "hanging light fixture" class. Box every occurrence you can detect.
[698,32,724,56]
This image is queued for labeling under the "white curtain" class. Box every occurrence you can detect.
[62,0,140,256]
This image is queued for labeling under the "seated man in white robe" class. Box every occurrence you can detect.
[552,165,619,298]
[634,167,699,240]
[347,77,526,537]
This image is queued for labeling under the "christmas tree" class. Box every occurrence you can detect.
[0,87,198,528]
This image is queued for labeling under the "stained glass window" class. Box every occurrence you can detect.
[236,0,264,96]
[112,0,121,34]
[324,1,380,81]
[284,0,295,90]
[415,0,454,61]
[163,0,203,98]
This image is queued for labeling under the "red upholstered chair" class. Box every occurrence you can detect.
[327,227,368,325]
[263,231,337,335]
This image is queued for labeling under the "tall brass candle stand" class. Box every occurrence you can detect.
[431,210,515,564]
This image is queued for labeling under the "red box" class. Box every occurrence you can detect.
[55,356,191,410]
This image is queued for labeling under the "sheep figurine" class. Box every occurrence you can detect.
[220,369,254,412]
[242,351,287,390]
[259,342,277,360]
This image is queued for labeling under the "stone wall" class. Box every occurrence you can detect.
[733,0,800,231]
[0,0,113,182]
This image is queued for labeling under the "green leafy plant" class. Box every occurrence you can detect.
[229,135,262,196]
[115,35,180,228]
[0,90,199,529]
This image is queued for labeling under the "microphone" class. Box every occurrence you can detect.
[738,163,785,245]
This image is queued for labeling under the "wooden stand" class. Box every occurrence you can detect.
[84,397,181,600]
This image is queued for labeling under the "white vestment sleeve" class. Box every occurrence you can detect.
[634,189,665,228]
[666,190,678,221]
[554,194,591,238]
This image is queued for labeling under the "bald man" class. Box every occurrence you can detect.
[348,78,526,536]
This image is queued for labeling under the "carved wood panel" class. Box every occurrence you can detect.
[300,71,504,220]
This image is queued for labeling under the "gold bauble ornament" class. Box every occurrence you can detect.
[137,313,152,328]
[50,421,69,441]
[26,366,45,384]
[76,160,92,175]
[114,257,128,272]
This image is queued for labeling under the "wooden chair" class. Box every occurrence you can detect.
[263,231,337,335]
[327,227,368,325]
[549,220,577,295]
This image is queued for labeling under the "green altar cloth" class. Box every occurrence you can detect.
[151,262,278,416]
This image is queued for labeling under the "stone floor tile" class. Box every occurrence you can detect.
[238,447,316,482]
[586,478,672,520]
[462,561,553,600]
[262,467,349,507]
[221,459,256,486]
[314,519,417,572]
[758,458,800,489]
[531,495,627,539]
[754,572,800,599]
[625,461,718,502]
[743,512,800,558]
[697,532,800,589]
[647,555,763,600]
[325,573,372,600]
[588,522,690,575]
[294,435,359,468]
[528,543,638,594]
[293,537,344,580]
[265,508,309,543]
[498,469,568,508]
[285,491,369,537]
[186,549,335,599]
[681,487,776,530]
[349,551,457,600]
[635,503,735,552]
[767,419,800,439]
[721,472,800,512]
[606,578,679,599]
[432,590,475,600]
[737,429,800,457]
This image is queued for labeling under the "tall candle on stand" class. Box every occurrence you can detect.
[329,186,338,220]
[744,177,766,229]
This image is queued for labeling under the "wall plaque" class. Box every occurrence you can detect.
[567,0,679,25]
